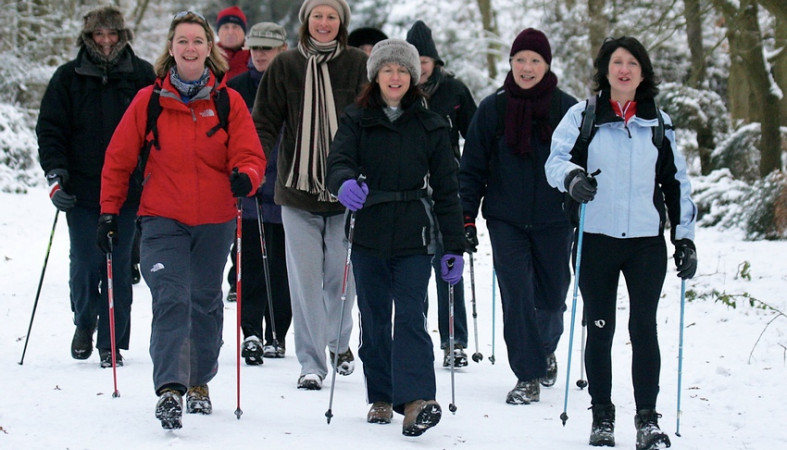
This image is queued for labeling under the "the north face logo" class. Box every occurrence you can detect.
[200,109,216,118]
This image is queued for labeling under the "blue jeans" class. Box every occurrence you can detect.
[352,250,436,414]
[67,204,136,350]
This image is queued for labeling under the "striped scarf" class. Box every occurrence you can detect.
[285,37,343,202]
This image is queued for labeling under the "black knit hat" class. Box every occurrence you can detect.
[348,27,388,49]
[510,28,552,65]
[405,20,443,65]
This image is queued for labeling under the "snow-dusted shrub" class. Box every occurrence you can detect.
[693,168,751,230]
[0,103,40,193]
[744,171,787,240]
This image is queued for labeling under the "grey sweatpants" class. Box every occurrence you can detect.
[139,216,234,394]
[281,206,355,379]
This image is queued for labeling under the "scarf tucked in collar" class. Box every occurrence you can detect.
[502,70,557,157]
[83,39,129,73]
[285,37,343,202]
[420,65,446,97]
[168,67,210,101]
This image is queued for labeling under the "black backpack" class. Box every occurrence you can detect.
[132,77,231,188]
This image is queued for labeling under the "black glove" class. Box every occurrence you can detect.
[673,239,697,279]
[464,215,478,253]
[46,169,77,212]
[230,169,252,197]
[564,169,598,203]
[96,214,118,254]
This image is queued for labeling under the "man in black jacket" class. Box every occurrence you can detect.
[406,20,478,367]
[36,6,155,368]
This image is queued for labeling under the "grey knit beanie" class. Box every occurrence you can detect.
[366,38,421,83]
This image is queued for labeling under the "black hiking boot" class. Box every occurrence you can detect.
[155,388,183,430]
[505,379,540,404]
[241,336,264,365]
[540,352,558,387]
[99,349,123,368]
[71,326,94,360]
[131,263,141,285]
[635,409,671,449]
[589,403,615,447]
[442,344,469,368]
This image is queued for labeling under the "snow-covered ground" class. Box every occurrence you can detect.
[1,188,785,449]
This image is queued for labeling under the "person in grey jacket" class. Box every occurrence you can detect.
[252,0,368,391]
[327,39,464,436]
[545,36,697,450]
[36,5,155,368]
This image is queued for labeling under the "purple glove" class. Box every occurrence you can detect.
[337,179,369,211]
[440,253,464,285]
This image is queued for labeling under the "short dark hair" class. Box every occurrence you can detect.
[592,36,659,100]
[356,81,424,109]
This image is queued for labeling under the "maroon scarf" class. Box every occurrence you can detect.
[503,70,558,156]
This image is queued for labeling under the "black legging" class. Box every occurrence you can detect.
[577,233,667,410]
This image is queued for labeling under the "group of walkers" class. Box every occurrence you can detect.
[35,1,697,448]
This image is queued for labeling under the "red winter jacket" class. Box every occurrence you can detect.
[100,71,265,226]
[219,44,250,81]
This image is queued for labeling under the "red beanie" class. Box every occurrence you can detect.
[510,28,551,65]
[216,6,247,33]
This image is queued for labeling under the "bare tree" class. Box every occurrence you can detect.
[475,0,499,80]
[684,0,706,88]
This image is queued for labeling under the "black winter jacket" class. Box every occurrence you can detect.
[37,47,155,207]
[459,88,577,228]
[424,72,477,159]
[327,101,464,259]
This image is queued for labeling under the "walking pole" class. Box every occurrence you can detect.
[105,235,120,398]
[448,259,458,414]
[234,195,244,420]
[468,254,483,363]
[326,174,365,424]
[561,202,587,426]
[19,210,59,365]
[255,196,280,351]
[489,269,497,365]
[676,278,686,437]
[576,309,588,389]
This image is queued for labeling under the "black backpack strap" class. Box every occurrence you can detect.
[493,87,507,141]
[652,99,665,149]
[135,80,163,187]
[570,96,597,169]
[207,74,231,137]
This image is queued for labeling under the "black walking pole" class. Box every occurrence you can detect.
[468,253,483,363]
[19,210,59,365]
[448,258,458,414]
[255,196,280,351]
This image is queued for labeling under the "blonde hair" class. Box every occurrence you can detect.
[153,11,229,78]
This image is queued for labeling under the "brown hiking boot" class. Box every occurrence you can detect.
[402,399,441,436]
[367,401,393,424]
[186,384,212,415]
[329,348,355,375]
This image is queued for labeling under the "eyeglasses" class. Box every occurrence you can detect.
[173,10,206,22]
[250,46,275,51]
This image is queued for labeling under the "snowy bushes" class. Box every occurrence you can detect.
[0,103,41,193]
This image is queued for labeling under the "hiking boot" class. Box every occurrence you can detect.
[589,403,616,447]
[635,409,671,449]
[297,374,322,390]
[71,326,94,360]
[263,343,285,358]
[505,379,540,405]
[330,348,355,375]
[99,349,123,368]
[442,344,469,368]
[367,401,393,424]
[540,352,558,387]
[155,389,183,430]
[186,385,212,415]
[402,399,441,436]
[131,263,141,285]
[226,285,237,302]
[241,336,264,365]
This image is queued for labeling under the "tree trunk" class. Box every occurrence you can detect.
[588,0,608,59]
[684,0,706,88]
[475,0,498,81]
[771,16,787,127]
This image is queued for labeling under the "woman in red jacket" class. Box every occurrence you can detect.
[98,11,265,430]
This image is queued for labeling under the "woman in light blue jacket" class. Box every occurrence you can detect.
[545,36,697,450]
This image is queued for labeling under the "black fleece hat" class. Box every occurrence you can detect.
[405,20,443,65]
[348,27,388,48]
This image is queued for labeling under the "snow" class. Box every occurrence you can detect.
[1,188,786,449]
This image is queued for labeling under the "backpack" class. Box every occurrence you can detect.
[563,95,669,226]
[132,77,231,188]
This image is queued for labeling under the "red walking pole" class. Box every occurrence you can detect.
[105,235,120,398]
[234,196,243,420]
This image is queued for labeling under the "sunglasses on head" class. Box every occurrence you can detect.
[250,46,275,51]
[173,10,206,22]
